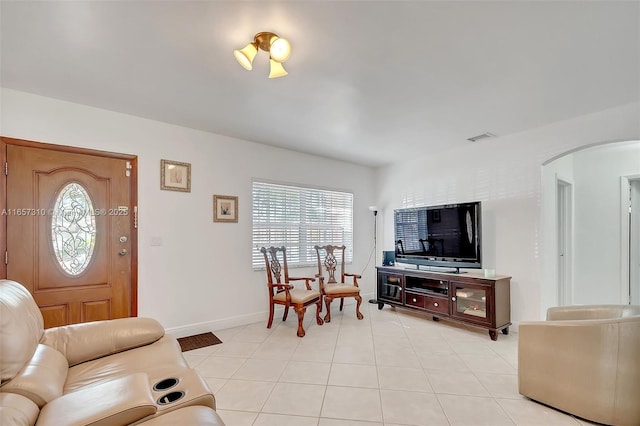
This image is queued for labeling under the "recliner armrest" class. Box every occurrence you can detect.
[36,373,156,426]
[40,317,165,366]
[0,393,40,426]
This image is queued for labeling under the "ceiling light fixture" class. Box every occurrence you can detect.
[234,32,291,78]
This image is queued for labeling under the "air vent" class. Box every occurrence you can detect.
[467,132,496,142]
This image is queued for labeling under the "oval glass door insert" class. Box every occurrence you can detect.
[51,182,97,275]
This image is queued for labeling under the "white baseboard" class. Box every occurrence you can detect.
[164,311,267,338]
[164,292,403,339]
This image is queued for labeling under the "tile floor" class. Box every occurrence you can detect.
[185,303,601,426]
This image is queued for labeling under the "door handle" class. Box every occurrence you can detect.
[119,249,128,256]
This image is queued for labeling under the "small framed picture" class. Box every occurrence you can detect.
[213,195,238,223]
[161,159,191,192]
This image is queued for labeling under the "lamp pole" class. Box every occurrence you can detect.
[369,207,378,304]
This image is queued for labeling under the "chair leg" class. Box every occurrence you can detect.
[355,295,364,320]
[324,296,333,323]
[315,299,324,326]
[267,303,275,328]
[340,297,344,311]
[282,306,289,321]
[294,305,306,337]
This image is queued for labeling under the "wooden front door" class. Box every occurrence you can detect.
[3,139,137,328]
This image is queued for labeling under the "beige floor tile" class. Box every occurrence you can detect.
[333,343,376,365]
[262,382,326,417]
[228,323,274,343]
[373,334,412,349]
[291,343,336,363]
[253,413,319,426]
[458,353,517,375]
[410,337,454,355]
[318,419,383,426]
[377,365,433,392]
[475,372,520,399]
[215,410,258,426]
[437,394,515,425]
[337,329,374,346]
[380,389,449,426]
[321,386,383,423]
[214,341,261,358]
[196,356,247,379]
[214,326,247,342]
[448,339,497,355]
[497,398,582,425]
[328,363,379,388]
[204,308,587,425]
[375,345,421,368]
[426,369,490,397]
[280,360,331,385]
[215,379,276,412]
[182,353,207,368]
[252,340,299,360]
[231,358,288,382]
[203,376,227,393]
[419,352,470,372]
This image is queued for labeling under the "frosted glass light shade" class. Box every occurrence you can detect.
[269,37,291,62]
[234,43,258,70]
[268,59,288,78]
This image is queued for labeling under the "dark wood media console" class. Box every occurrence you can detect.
[376,266,511,340]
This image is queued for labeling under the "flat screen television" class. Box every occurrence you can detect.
[394,201,482,272]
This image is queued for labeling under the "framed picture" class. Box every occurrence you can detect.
[213,195,238,223]
[161,159,191,192]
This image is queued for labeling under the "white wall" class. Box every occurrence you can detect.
[571,141,640,304]
[376,102,640,324]
[1,88,376,336]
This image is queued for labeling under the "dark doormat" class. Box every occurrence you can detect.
[177,332,223,352]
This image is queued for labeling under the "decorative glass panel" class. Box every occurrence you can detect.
[51,182,97,275]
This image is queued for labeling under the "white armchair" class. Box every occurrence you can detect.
[518,305,640,426]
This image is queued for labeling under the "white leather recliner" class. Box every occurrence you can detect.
[518,305,640,426]
[0,279,225,425]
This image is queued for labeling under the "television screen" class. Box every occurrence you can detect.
[394,202,481,271]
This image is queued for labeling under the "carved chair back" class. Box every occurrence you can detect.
[260,246,290,298]
[314,244,346,285]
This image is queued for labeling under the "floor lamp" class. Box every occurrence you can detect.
[368,206,378,304]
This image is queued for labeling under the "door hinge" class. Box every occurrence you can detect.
[4,251,7,265]
[126,161,132,177]
[4,162,7,176]
[133,206,138,229]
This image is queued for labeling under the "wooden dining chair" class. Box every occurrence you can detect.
[314,244,364,323]
[260,246,323,337]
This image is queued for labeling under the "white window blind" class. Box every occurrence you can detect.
[252,181,353,269]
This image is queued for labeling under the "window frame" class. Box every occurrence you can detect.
[252,180,354,270]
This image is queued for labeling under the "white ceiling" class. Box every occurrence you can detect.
[1,1,638,167]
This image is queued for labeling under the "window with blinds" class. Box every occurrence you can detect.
[252,181,353,269]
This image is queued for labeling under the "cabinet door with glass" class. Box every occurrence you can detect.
[450,281,493,326]
[378,272,403,306]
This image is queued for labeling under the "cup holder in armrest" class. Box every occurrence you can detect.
[153,378,179,391]
[157,391,185,406]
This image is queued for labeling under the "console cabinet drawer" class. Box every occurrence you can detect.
[424,295,448,314]
[405,293,425,308]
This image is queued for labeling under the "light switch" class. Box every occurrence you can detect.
[150,236,163,246]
